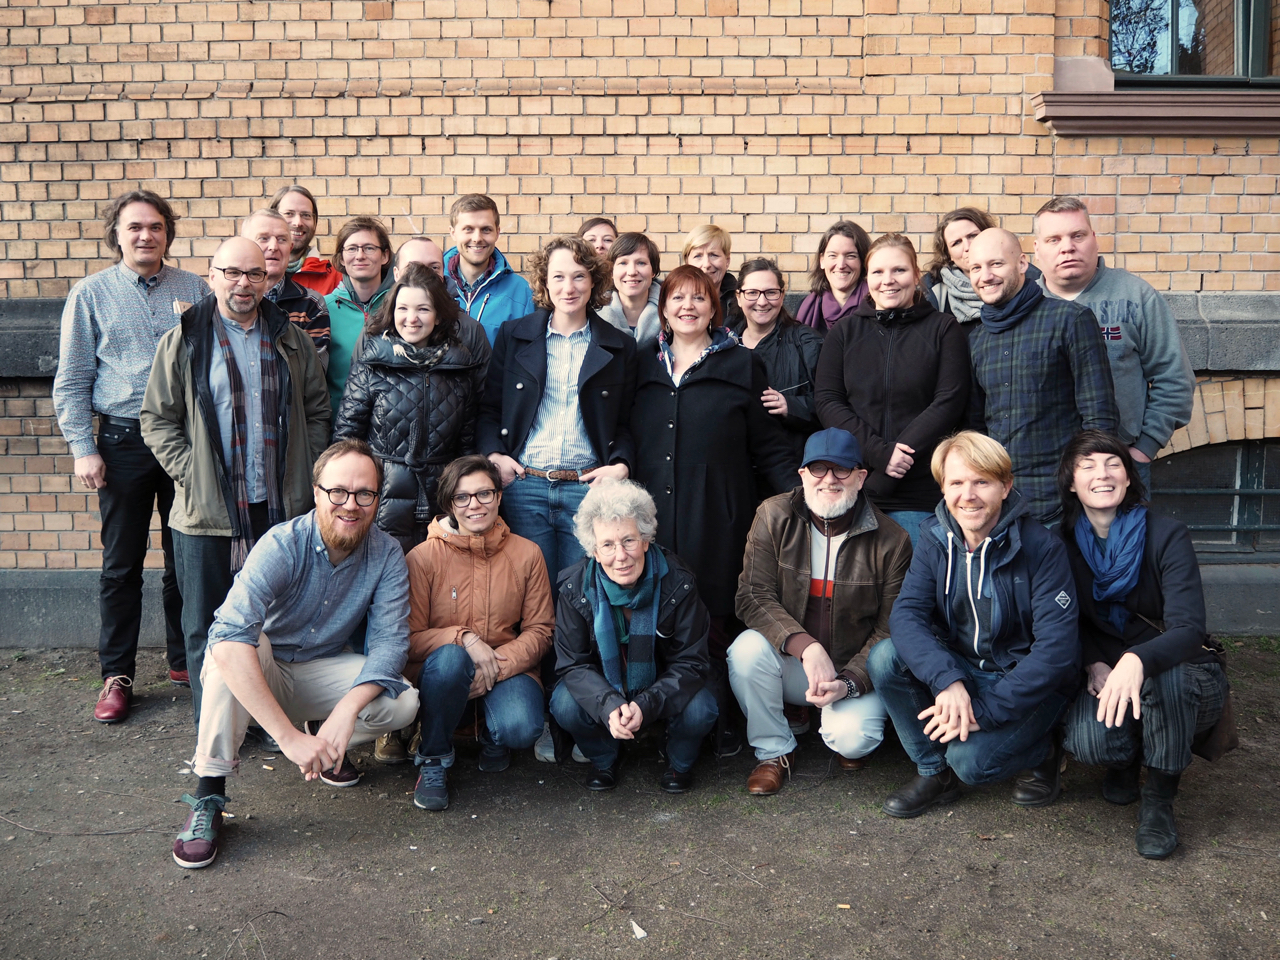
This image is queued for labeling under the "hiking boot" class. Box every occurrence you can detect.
[172,793,227,869]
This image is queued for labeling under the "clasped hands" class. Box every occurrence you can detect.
[918,680,982,743]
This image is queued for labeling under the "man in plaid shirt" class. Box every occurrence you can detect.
[966,229,1117,525]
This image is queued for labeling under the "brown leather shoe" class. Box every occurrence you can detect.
[838,755,868,771]
[747,751,794,796]
[94,676,132,724]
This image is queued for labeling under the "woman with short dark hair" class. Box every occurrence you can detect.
[334,263,491,552]
[1057,430,1233,860]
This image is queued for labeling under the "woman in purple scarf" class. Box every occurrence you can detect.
[795,220,871,336]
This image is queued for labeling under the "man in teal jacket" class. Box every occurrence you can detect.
[444,194,534,344]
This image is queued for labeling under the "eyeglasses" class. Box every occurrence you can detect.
[450,489,498,508]
[211,266,268,283]
[597,537,643,556]
[741,289,783,303]
[343,244,384,257]
[805,462,857,479]
[316,484,378,507]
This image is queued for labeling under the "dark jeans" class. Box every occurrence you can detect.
[414,644,544,765]
[95,419,184,681]
[1064,661,1227,775]
[549,681,719,774]
[868,639,1069,784]
[499,473,589,585]
[173,501,271,724]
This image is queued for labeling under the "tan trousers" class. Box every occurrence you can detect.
[192,635,420,778]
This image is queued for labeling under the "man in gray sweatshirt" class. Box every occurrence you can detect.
[1033,197,1194,489]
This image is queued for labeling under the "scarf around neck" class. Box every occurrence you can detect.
[658,326,738,384]
[939,264,984,323]
[979,279,1044,333]
[1074,505,1148,634]
[586,547,669,697]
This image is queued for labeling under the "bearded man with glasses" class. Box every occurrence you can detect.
[727,428,912,796]
[401,455,555,811]
[142,237,330,724]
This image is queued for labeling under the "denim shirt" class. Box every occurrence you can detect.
[206,512,411,697]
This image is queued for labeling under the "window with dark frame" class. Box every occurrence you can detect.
[1109,0,1279,81]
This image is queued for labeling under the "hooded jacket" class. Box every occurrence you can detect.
[140,296,330,537]
[324,272,395,416]
[333,323,491,553]
[887,489,1081,730]
[443,247,535,344]
[288,255,341,297]
[554,545,711,726]
[736,488,912,692]
[404,515,555,686]
[814,296,971,512]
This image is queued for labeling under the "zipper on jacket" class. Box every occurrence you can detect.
[474,293,491,324]
[881,327,896,442]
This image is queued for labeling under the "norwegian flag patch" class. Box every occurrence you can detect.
[1055,591,1072,609]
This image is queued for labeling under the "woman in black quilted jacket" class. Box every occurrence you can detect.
[334,263,492,552]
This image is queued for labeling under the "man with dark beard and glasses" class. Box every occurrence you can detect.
[727,428,913,796]
[169,440,420,870]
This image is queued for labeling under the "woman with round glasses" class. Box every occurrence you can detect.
[727,258,823,467]
[814,234,969,546]
[404,455,555,810]
[796,220,872,335]
[334,263,491,553]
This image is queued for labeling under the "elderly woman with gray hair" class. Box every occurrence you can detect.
[549,478,718,794]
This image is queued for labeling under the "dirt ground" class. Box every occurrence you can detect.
[1,642,1277,960]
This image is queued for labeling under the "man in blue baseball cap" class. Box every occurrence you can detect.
[727,428,914,795]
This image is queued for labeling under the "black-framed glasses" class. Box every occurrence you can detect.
[806,462,857,479]
[450,489,498,508]
[343,243,385,257]
[741,288,783,303]
[316,484,378,507]
[211,266,268,283]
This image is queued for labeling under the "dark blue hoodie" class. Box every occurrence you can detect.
[887,487,1081,729]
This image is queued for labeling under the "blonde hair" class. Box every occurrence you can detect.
[931,431,1013,487]
[682,224,732,262]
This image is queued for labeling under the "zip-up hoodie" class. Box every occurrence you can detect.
[443,247,535,345]
[887,488,1081,729]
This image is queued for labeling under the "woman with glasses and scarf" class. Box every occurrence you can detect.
[727,258,824,469]
[814,234,970,547]
[550,478,718,793]
[1057,431,1232,860]
[334,263,491,553]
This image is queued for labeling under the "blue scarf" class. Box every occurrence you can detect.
[586,547,668,697]
[979,279,1044,333]
[1074,506,1148,634]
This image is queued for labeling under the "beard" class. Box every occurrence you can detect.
[318,507,375,555]
[804,485,860,520]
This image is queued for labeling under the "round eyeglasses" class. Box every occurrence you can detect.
[316,484,378,507]
[805,462,856,480]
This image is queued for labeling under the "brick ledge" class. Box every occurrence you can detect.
[1031,90,1280,136]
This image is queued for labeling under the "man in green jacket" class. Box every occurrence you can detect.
[142,237,330,722]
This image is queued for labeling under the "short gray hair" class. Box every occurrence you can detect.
[1032,195,1091,234]
[573,478,659,555]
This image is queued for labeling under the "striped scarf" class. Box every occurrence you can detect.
[214,321,285,572]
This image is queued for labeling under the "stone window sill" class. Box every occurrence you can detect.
[1031,90,1280,136]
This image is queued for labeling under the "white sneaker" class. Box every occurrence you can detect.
[533,721,557,763]
[572,744,589,763]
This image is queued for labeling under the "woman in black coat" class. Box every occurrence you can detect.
[814,233,970,547]
[727,258,823,470]
[1057,431,1231,861]
[334,263,490,552]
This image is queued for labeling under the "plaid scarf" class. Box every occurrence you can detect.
[214,320,285,572]
[586,548,668,697]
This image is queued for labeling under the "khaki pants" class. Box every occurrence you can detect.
[192,635,420,778]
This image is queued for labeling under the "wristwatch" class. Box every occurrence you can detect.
[841,676,860,700]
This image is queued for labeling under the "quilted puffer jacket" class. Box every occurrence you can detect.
[334,325,491,552]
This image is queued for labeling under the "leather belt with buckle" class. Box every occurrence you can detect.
[98,414,142,430]
[524,467,594,481]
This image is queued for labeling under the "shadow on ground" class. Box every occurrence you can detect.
[0,641,1277,960]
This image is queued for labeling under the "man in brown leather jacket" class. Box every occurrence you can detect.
[727,428,913,795]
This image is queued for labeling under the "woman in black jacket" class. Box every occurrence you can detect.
[814,233,970,546]
[727,258,823,470]
[1057,431,1231,861]
[334,263,490,552]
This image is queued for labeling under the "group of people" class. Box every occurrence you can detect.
[50,185,1231,874]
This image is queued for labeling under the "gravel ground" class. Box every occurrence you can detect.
[1,641,1277,960]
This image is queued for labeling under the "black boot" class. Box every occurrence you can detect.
[882,768,961,819]
[1135,768,1180,859]
[1102,756,1142,805]
[1011,738,1065,807]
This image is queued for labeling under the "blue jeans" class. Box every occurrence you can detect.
[867,639,1069,784]
[415,644,544,765]
[885,509,933,551]
[549,681,719,773]
[499,473,589,585]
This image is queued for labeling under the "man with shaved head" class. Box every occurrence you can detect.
[965,228,1117,524]
[142,237,330,720]
[242,209,331,369]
